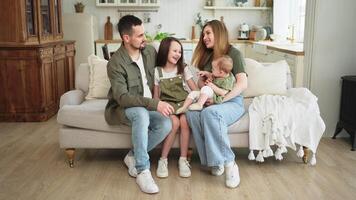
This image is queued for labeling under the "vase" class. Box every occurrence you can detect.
[74,4,85,13]
[104,16,113,40]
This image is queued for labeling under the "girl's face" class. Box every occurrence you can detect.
[203,25,215,49]
[167,41,182,65]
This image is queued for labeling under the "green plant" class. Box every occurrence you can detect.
[195,13,208,30]
[145,32,175,42]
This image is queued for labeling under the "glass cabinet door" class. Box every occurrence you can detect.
[140,0,159,6]
[54,0,62,37]
[96,0,117,6]
[40,0,52,35]
[25,0,37,36]
[118,0,138,6]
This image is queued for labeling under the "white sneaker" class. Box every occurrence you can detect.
[211,165,224,176]
[178,157,191,178]
[225,162,240,188]
[156,158,168,178]
[124,153,137,177]
[136,169,159,194]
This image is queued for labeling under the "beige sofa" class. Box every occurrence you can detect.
[57,59,299,167]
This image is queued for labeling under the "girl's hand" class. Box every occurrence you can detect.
[205,98,214,106]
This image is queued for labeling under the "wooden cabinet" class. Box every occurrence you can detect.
[0,41,75,122]
[0,0,75,122]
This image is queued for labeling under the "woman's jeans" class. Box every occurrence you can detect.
[125,107,172,173]
[186,96,245,167]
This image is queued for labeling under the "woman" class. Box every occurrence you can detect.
[186,20,248,188]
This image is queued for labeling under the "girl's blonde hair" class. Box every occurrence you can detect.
[191,20,230,71]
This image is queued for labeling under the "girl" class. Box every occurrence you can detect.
[153,37,198,178]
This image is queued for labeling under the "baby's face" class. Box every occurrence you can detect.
[211,63,227,78]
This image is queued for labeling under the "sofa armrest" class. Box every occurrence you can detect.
[59,90,85,109]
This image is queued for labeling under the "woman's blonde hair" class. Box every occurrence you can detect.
[191,20,230,70]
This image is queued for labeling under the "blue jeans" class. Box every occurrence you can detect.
[186,96,245,167]
[125,107,172,173]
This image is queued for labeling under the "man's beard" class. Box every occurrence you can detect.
[139,41,146,50]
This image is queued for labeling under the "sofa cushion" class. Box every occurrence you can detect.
[86,55,111,99]
[57,98,253,134]
[57,99,131,134]
[243,59,288,98]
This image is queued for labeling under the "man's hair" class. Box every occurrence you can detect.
[214,55,233,73]
[117,15,142,39]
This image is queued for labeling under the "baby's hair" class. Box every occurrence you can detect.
[214,55,233,73]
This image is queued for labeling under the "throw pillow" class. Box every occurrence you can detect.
[243,58,288,98]
[85,55,110,99]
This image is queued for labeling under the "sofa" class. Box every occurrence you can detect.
[57,58,306,167]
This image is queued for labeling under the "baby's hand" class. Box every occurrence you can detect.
[198,71,211,78]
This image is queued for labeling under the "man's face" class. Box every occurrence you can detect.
[125,25,146,50]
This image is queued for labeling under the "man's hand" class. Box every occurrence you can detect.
[157,101,174,117]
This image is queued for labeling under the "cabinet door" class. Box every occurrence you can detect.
[118,0,139,6]
[65,43,75,90]
[25,0,40,43]
[39,48,56,109]
[0,58,42,113]
[53,45,66,103]
[96,0,117,6]
[53,0,63,40]
[140,0,160,6]
[38,0,53,42]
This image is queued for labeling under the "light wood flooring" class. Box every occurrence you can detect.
[1,116,356,200]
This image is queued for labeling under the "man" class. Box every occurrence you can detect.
[105,15,174,194]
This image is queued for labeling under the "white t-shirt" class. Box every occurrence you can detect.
[154,66,194,93]
[133,53,152,98]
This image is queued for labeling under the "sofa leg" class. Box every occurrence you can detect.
[65,148,76,168]
[302,146,308,164]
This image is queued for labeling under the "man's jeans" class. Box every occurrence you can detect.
[186,96,245,167]
[125,107,172,173]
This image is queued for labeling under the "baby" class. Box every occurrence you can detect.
[176,55,236,114]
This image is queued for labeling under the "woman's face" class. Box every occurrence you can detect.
[203,25,215,49]
[167,41,182,65]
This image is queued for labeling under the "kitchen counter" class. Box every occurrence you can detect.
[94,39,304,56]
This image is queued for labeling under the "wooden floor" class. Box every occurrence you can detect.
[1,116,356,200]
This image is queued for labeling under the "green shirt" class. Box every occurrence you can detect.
[105,44,158,125]
[203,45,246,75]
[213,72,236,103]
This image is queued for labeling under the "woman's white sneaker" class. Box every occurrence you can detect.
[211,165,224,176]
[178,157,191,178]
[156,158,168,178]
[136,169,159,194]
[225,162,240,188]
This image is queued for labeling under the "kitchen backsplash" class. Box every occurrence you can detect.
[62,0,272,40]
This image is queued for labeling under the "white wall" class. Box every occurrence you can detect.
[62,0,271,40]
[309,0,356,136]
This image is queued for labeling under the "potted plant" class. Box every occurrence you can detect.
[74,1,85,13]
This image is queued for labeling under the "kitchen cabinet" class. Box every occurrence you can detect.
[245,43,304,87]
[96,0,160,7]
[0,0,75,122]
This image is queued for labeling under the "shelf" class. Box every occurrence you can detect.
[204,6,272,10]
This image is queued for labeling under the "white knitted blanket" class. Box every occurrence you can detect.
[248,88,325,165]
